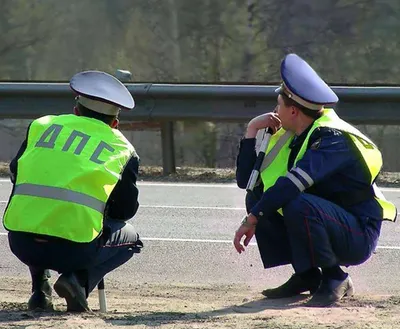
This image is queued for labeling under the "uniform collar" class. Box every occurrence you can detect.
[289,123,314,149]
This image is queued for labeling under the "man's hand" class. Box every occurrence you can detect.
[245,109,281,138]
[233,214,258,254]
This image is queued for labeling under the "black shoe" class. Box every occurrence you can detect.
[54,273,91,312]
[262,273,321,299]
[306,275,354,307]
[28,279,53,311]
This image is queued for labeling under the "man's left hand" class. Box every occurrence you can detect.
[233,214,258,254]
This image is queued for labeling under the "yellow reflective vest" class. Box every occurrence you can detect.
[3,114,137,242]
[259,108,397,221]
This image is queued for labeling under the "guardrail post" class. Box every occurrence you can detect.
[161,121,176,175]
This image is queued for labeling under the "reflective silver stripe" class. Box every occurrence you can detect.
[286,172,306,192]
[14,183,105,213]
[292,167,314,187]
[260,131,294,172]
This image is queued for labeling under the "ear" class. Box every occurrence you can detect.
[73,106,80,116]
[111,118,119,129]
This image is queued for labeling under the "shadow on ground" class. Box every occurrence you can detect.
[0,295,308,325]
[103,295,308,326]
[1,295,400,328]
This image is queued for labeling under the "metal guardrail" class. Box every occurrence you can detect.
[0,83,399,173]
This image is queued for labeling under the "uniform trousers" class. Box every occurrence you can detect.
[8,218,142,294]
[246,192,381,273]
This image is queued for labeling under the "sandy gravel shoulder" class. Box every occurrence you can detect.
[1,276,400,329]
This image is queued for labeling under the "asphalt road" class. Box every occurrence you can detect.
[1,179,400,295]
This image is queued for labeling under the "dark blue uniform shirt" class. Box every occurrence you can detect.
[9,123,140,221]
[236,126,383,231]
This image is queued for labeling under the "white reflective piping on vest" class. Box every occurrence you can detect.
[286,172,306,192]
[260,131,294,172]
[372,183,387,200]
[291,167,314,187]
[13,183,105,213]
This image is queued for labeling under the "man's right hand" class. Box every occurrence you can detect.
[245,111,282,138]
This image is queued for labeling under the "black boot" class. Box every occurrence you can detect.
[54,273,91,312]
[28,270,53,311]
[262,271,321,299]
[306,274,355,307]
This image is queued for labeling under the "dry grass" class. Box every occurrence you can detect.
[0,162,9,177]
[138,166,236,183]
[0,162,399,186]
[139,166,400,186]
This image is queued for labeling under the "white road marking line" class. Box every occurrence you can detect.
[0,201,245,210]
[0,232,399,250]
[0,179,238,187]
[139,237,247,244]
[377,246,400,250]
[140,205,245,210]
[138,182,238,188]
[379,188,400,192]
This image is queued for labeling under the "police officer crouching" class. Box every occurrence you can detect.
[234,54,397,307]
[3,71,143,312]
